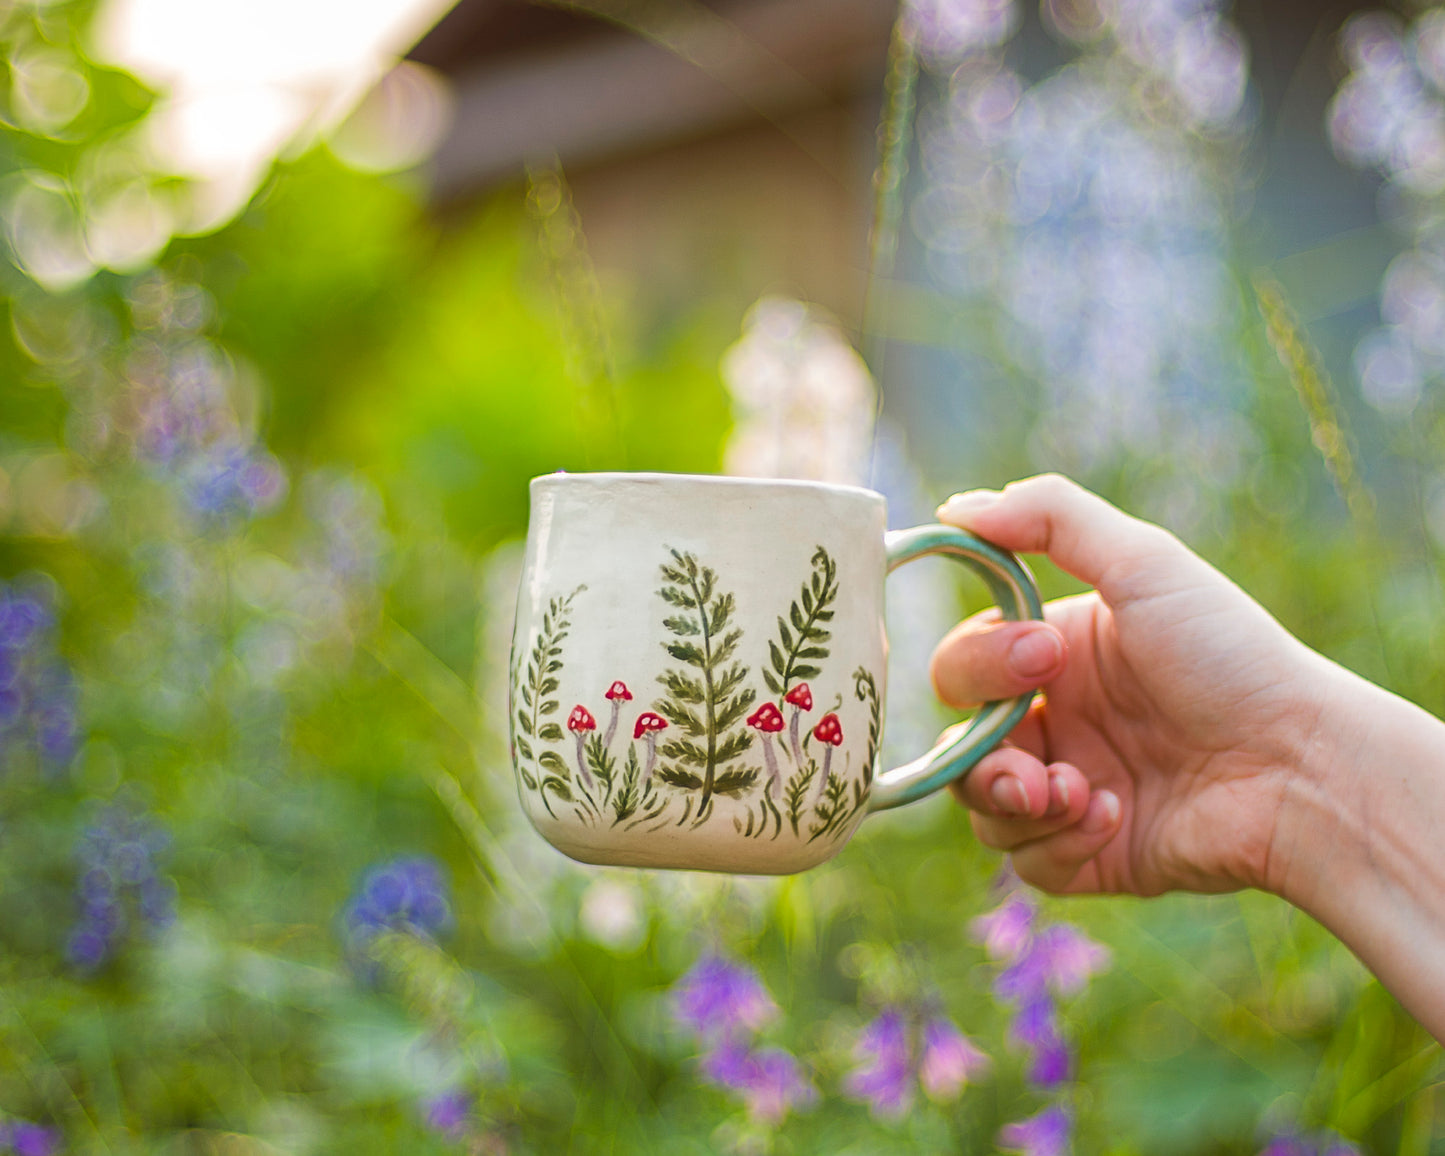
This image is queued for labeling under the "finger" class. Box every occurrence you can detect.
[936,474,1189,606]
[931,617,1067,709]
[1008,790,1123,893]
[951,746,1054,818]
[966,762,1092,844]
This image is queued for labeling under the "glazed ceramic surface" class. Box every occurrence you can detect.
[509,472,1041,874]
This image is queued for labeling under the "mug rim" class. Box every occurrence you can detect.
[530,470,886,506]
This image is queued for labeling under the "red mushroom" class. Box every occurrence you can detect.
[603,680,633,748]
[747,702,786,797]
[568,704,597,787]
[632,711,668,784]
[811,712,843,799]
[783,682,813,764]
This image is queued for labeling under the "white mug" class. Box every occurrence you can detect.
[509,472,1042,874]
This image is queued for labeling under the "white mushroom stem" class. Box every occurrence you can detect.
[760,735,780,798]
[815,747,834,801]
[604,701,621,749]
[788,708,803,764]
[574,732,594,787]
[643,734,658,785]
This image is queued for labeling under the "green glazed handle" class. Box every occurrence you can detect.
[868,524,1045,813]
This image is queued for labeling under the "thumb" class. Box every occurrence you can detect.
[937,474,1193,606]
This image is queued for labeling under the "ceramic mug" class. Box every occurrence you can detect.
[509,472,1044,874]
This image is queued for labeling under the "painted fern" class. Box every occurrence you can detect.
[514,585,584,816]
[763,546,838,700]
[652,549,758,820]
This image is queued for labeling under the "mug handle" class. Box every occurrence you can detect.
[867,524,1046,813]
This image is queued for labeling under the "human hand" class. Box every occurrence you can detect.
[930,474,1340,899]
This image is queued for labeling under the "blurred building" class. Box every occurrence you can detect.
[408,0,897,323]
[409,0,1389,334]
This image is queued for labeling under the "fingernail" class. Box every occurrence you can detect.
[1047,771,1069,816]
[1080,790,1120,834]
[937,490,1002,523]
[1008,629,1063,679]
[990,775,1029,815]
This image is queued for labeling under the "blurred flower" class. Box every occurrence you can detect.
[976,873,1105,1131]
[0,583,79,770]
[672,954,814,1126]
[911,5,1253,521]
[65,805,174,972]
[844,1006,988,1117]
[1000,1103,1072,1156]
[918,1016,991,1100]
[845,1008,914,1117]
[0,1120,62,1156]
[344,856,452,952]
[181,441,288,521]
[904,0,1020,62]
[704,1042,817,1125]
[1329,8,1445,417]
[721,297,876,487]
[303,470,388,585]
[423,1089,473,1141]
[671,954,777,1040]
[970,891,1037,960]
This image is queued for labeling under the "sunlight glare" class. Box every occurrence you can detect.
[90,0,455,231]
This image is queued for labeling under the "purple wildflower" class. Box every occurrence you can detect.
[1031,924,1110,995]
[974,876,1107,1102]
[970,892,1037,961]
[715,1046,817,1125]
[0,586,79,770]
[698,1037,816,1124]
[424,1089,472,1140]
[844,1009,914,1118]
[700,1035,757,1089]
[671,955,777,1040]
[673,954,813,1127]
[0,596,49,649]
[3,1120,62,1156]
[344,856,451,950]
[182,443,287,521]
[66,806,173,972]
[1000,1104,1072,1156]
[1026,1030,1072,1089]
[918,1017,990,1101]
[1007,996,1059,1050]
[995,942,1053,1004]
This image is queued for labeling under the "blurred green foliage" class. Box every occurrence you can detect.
[0,1,1442,1155]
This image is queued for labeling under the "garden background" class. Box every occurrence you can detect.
[0,0,1443,1152]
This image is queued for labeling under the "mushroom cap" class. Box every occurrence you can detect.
[633,712,668,739]
[812,712,843,746]
[784,682,813,710]
[605,680,633,701]
[747,702,786,733]
[568,705,597,732]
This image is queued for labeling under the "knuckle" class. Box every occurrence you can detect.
[1017,473,1074,502]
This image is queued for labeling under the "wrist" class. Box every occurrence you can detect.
[1266,654,1445,1037]
[1263,652,1376,910]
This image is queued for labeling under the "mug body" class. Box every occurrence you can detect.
[510,472,887,873]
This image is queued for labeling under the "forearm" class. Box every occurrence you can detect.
[1272,660,1445,1039]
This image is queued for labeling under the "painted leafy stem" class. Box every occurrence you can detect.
[514,585,585,816]
[763,545,837,704]
[653,549,758,824]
